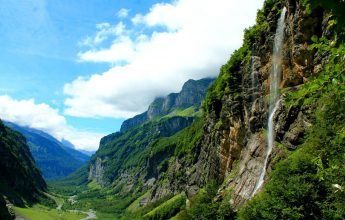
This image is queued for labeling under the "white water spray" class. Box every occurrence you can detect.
[252,7,287,196]
[250,57,258,98]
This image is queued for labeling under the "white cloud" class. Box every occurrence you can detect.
[117,8,129,18]
[0,95,104,151]
[79,22,126,48]
[78,36,134,63]
[131,14,144,25]
[66,0,265,118]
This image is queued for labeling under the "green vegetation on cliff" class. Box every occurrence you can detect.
[200,0,345,219]
[239,5,345,218]
[0,120,53,219]
[203,0,281,116]
[5,122,90,180]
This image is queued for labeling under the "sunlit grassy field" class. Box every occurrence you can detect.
[14,205,87,220]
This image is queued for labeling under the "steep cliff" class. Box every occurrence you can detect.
[191,0,325,207]
[0,120,47,219]
[186,0,344,217]
[136,0,344,217]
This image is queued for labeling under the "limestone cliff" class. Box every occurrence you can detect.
[185,0,331,209]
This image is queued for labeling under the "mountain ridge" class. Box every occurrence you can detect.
[120,78,214,132]
[0,120,48,219]
[4,121,90,180]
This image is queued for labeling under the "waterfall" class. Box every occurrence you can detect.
[247,56,258,134]
[250,56,258,99]
[252,7,287,197]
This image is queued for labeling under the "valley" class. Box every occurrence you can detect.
[1,0,345,219]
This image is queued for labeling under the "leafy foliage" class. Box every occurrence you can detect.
[301,0,345,33]
[183,182,235,220]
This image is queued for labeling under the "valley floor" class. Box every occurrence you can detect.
[12,192,98,220]
[14,205,88,220]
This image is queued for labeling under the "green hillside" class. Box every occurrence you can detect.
[0,120,49,219]
[47,0,345,219]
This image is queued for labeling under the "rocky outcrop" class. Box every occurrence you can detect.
[120,78,214,132]
[156,116,194,137]
[120,112,148,133]
[88,158,108,187]
[0,196,14,220]
[99,132,122,147]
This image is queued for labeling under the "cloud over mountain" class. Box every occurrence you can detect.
[64,0,264,118]
[0,95,104,150]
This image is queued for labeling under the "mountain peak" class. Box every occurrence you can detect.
[120,78,214,132]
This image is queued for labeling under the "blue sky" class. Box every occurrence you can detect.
[0,0,165,133]
[0,0,264,150]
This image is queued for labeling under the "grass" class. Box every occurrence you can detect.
[126,191,151,212]
[14,205,87,220]
[144,193,186,219]
[169,210,189,220]
[163,106,200,118]
[41,191,64,206]
[87,180,101,190]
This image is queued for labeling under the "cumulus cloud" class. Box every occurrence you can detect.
[0,95,104,150]
[65,0,265,118]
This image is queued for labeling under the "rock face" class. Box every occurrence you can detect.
[120,112,148,133]
[184,0,328,209]
[88,158,107,186]
[120,78,214,132]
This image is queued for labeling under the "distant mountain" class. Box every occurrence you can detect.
[51,77,214,218]
[4,122,90,180]
[79,149,95,156]
[61,139,75,149]
[61,138,95,157]
[87,78,214,186]
[0,120,46,219]
[120,78,214,132]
